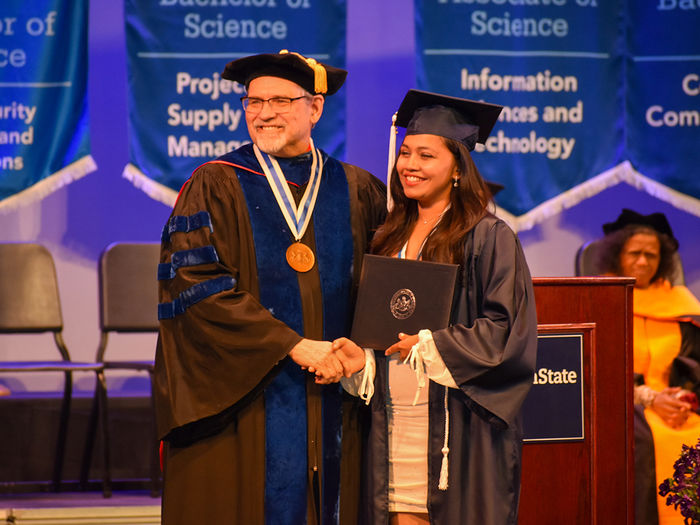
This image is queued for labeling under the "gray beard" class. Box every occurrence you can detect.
[254,134,287,156]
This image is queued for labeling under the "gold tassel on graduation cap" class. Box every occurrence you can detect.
[279,49,328,94]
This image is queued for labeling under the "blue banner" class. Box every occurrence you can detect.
[124,0,347,206]
[415,1,700,230]
[0,0,94,212]
[626,2,700,213]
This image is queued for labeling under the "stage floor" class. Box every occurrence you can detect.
[0,490,161,524]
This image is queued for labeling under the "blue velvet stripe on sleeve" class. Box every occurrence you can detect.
[157,245,219,280]
[161,211,213,242]
[158,275,236,320]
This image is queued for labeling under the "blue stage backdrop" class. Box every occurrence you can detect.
[0,0,94,212]
[123,0,347,207]
[626,3,700,214]
[415,0,700,231]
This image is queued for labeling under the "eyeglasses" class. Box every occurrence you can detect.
[240,95,309,114]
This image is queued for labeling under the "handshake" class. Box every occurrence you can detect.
[289,337,366,384]
[288,332,421,384]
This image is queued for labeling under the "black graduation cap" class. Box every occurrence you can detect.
[395,89,503,151]
[602,208,679,250]
[221,50,347,96]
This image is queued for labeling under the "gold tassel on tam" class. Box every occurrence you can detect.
[279,49,328,94]
[308,58,327,94]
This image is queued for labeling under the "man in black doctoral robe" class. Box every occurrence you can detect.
[154,51,386,525]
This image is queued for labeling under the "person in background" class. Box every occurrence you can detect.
[154,50,386,525]
[333,89,538,525]
[596,208,700,525]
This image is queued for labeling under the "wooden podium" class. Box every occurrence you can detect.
[518,277,635,524]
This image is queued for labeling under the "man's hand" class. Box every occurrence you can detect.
[331,338,366,378]
[289,338,343,383]
[384,332,419,361]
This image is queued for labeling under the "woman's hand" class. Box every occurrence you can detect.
[385,332,419,361]
[651,387,693,428]
[289,338,343,383]
[327,337,366,380]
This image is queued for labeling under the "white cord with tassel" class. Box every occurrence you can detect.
[404,335,450,489]
[438,387,450,490]
[357,348,375,405]
[386,112,398,211]
[404,340,426,407]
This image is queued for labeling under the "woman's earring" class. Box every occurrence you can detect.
[452,177,459,188]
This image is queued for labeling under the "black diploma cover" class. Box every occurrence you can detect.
[350,254,459,350]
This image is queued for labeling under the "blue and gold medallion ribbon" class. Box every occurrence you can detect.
[253,140,324,272]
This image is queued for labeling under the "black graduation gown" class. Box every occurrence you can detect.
[361,214,538,525]
[154,145,386,525]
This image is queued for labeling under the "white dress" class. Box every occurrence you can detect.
[342,331,457,513]
[386,353,430,512]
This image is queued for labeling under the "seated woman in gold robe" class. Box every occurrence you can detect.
[596,208,700,525]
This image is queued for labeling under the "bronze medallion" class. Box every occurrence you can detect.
[390,288,416,320]
[286,242,315,273]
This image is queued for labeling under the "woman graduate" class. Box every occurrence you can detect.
[333,90,538,525]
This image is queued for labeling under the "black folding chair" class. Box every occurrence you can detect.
[81,242,161,497]
[0,242,109,493]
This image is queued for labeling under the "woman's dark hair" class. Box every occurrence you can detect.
[370,137,492,264]
[596,224,678,283]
